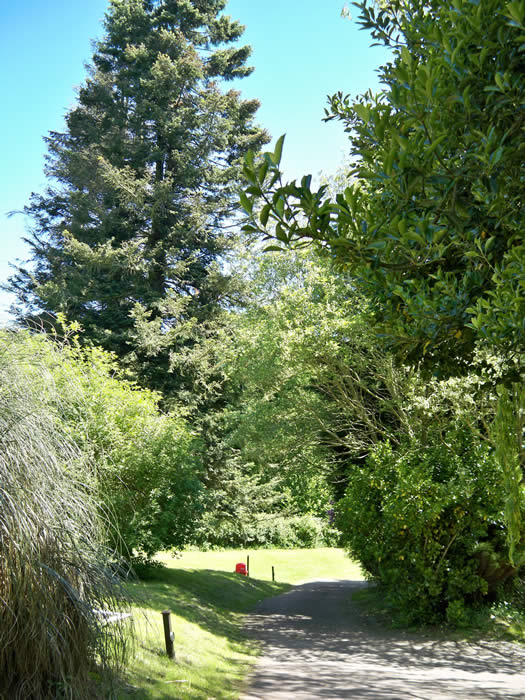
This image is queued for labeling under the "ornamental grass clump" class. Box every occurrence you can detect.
[0,331,131,699]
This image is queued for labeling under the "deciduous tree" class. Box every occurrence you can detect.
[242,0,524,375]
[241,0,524,561]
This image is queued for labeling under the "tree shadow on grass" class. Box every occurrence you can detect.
[116,569,290,698]
[129,568,290,642]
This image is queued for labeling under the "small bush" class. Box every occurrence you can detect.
[337,433,515,625]
[129,555,167,581]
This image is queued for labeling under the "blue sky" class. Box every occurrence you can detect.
[0,0,390,323]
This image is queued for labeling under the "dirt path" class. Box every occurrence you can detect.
[241,580,525,699]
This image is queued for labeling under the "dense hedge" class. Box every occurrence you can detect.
[337,433,515,625]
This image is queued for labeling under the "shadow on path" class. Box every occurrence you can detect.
[241,580,525,699]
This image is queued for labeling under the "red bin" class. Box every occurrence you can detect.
[235,562,247,575]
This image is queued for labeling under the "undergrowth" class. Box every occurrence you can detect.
[352,579,525,643]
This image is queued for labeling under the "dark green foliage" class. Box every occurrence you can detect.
[8,0,268,396]
[337,435,514,625]
[241,0,524,376]
[239,0,525,598]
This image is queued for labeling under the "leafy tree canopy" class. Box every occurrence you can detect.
[241,0,524,378]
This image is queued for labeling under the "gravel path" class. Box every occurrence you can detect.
[241,580,525,699]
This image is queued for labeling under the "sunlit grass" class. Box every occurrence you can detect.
[157,547,363,585]
[117,548,363,698]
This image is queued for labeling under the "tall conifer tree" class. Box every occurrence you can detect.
[8,0,267,394]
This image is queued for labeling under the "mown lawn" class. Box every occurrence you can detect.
[116,548,363,698]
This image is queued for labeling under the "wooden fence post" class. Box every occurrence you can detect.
[247,555,250,577]
[162,610,175,659]
[272,566,275,582]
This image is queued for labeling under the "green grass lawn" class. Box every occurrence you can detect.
[116,548,363,699]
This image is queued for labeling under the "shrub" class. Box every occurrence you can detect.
[6,328,205,559]
[337,433,514,624]
[78,385,204,558]
[194,512,336,549]
[0,330,131,699]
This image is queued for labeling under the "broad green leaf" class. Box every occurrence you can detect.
[239,191,253,214]
[260,203,271,227]
[269,134,286,166]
